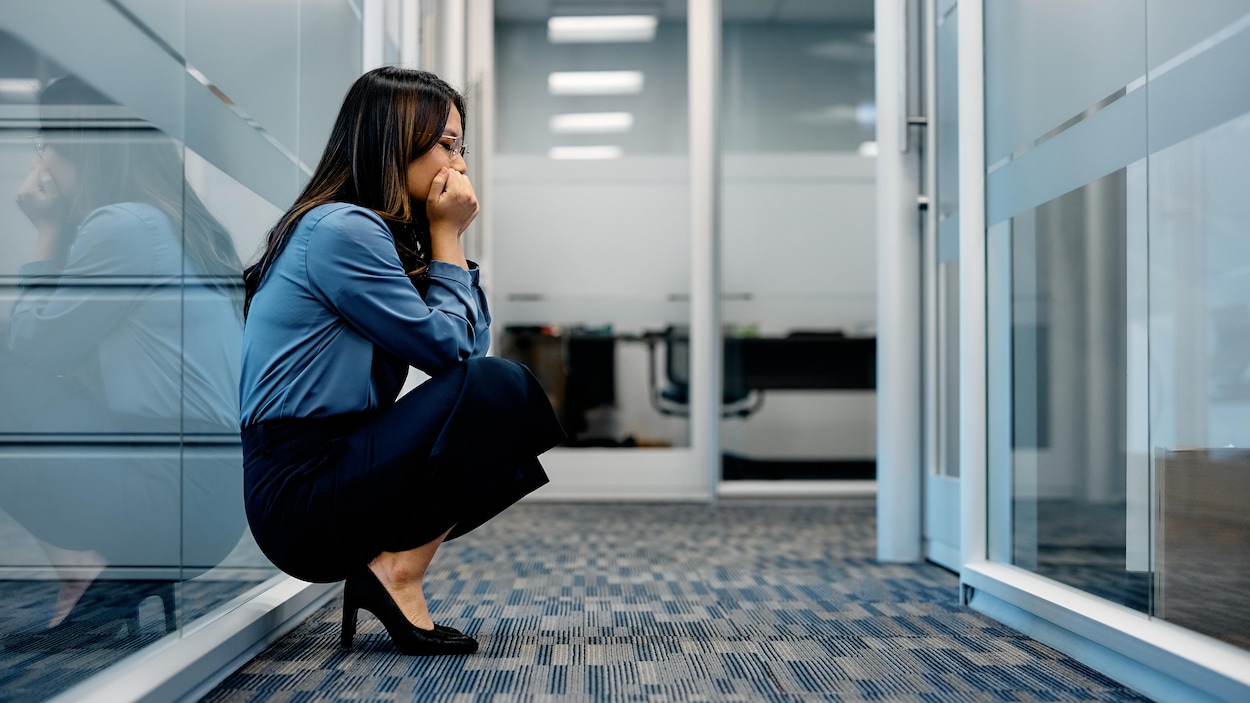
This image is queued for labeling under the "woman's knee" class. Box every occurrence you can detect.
[465,356,524,374]
[463,356,540,406]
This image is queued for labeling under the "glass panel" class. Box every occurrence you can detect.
[999,171,1141,608]
[1147,3,1250,651]
[718,3,877,481]
[722,20,875,153]
[986,0,1250,651]
[984,0,1145,166]
[0,1,358,696]
[493,1,690,448]
[0,9,199,692]
[186,0,300,151]
[935,3,958,237]
[1146,0,1248,69]
[985,0,1151,615]
[933,4,959,479]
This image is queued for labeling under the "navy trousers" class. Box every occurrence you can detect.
[241,357,565,583]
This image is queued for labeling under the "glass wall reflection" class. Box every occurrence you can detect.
[985,0,1250,650]
[984,0,1150,614]
[493,1,690,449]
[1147,0,1250,649]
[718,2,877,481]
[0,0,360,696]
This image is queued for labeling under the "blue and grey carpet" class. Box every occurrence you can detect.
[202,499,1152,702]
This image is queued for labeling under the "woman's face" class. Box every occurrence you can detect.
[406,103,465,202]
[35,138,78,200]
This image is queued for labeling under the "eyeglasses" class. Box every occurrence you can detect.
[439,134,469,159]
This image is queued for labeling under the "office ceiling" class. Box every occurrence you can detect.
[496,0,875,24]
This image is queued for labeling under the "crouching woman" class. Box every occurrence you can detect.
[238,67,565,656]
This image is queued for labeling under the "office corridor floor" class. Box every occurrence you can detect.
[202,499,1152,702]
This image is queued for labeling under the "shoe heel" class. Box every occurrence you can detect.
[340,582,358,649]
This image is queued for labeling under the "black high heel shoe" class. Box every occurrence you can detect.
[341,568,477,655]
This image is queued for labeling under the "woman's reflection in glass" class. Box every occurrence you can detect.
[1,75,244,644]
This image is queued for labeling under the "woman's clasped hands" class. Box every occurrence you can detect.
[426,167,478,241]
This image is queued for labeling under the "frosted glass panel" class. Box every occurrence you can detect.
[984,0,1145,165]
[986,88,1146,226]
[1145,5,1250,156]
[298,0,363,172]
[186,0,299,150]
[116,0,186,56]
[1147,0,1249,68]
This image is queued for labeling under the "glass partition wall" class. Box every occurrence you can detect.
[491,1,880,494]
[491,0,701,498]
[983,0,1250,656]
[717,2,877,485]
[0,2,360,699]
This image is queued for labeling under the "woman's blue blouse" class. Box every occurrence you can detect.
[239,203,490,426]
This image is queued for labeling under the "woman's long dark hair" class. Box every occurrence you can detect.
[243,67,466,316]
[38,76,242,295]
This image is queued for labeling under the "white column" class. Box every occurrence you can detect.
[689,0,722,499]
[363,0,385,71]
[438,0,466,89]
[875,0,924,561]
[400,0,420,68]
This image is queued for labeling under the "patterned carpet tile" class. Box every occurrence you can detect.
[202,501,1152,703]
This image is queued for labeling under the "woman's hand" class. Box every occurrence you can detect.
[426,167,479,240]
[424,167,476,270]
[17,166,66,230]
[16,165,73,263]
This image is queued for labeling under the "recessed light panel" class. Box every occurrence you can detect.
[548,71,644,95]
[550,112,635,134]
[548,145,625,160]
[548,15,658,43]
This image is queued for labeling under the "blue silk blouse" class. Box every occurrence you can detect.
[238,203,490,427]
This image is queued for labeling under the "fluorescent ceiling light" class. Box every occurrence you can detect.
[549,145,624,160]
[550,112,634,134]
[0,79,40,94]
[858,141,879,157]
[549,15,658,43]
[548,71,644,96]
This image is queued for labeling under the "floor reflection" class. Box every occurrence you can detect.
[0,577,266,702]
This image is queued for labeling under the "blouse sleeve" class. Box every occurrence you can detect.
[6,205,161,373]
[303,206,490,375]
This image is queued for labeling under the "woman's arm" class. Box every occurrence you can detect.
[304,206,488,375]
[6,205,162,373]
